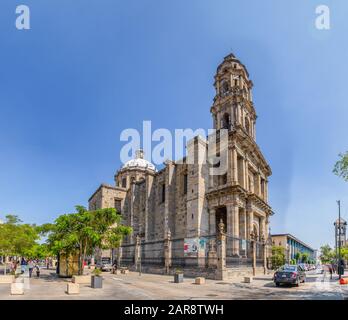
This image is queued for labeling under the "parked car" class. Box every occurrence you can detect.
[274,265,306,287]
[96,258,112,272]
[298,263,309,271]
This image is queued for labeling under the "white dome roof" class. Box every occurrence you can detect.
[123,158,156,171]
[122,150,156,171]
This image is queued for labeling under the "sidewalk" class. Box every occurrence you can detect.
[0,268,346,300]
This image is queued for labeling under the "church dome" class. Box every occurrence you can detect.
[122,150,156,171]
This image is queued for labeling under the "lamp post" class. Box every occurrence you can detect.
[337,200,342,279]
[250,230,256,276]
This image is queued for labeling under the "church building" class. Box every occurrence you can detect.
[88,53,273,278]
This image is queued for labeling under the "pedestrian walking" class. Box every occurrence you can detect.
[21,258,27,274]
[322,264,328,282]
[112,260,118,274]
[329,264,333,280]
[35,263,40,278]
[10,260,15,274]
[28,260,34,278]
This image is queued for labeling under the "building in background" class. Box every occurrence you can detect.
[271,234,315,262]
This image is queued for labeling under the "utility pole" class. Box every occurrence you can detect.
[337,200,342,279]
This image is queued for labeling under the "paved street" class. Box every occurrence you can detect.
[0,268,347,300]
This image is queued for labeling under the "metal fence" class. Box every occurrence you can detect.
[140,239,165,266]
[119,234,267,269]
[225,235,265,268]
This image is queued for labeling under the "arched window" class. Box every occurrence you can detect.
[222,113,230,129]
[220,81,229,95]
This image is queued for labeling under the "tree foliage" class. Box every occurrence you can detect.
[337,246,348,261]
[271,246,285,270]
[45,206,132,275]
[320,244,335,263]
[333,151,348,182]
[301,252,309,263]
[0,215,40,258]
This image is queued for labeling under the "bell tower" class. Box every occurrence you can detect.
[211,53,256,140]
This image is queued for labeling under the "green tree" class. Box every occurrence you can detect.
[0,215,39,258]
[339,246,348,262]
[333,151,348,181]
[0,215,42,274]
[24,243,52,260]
[45,206,132,275]
[294,252,302,263]
[301,252,309,263]
[271,246,285,270]
[320,244,335,263]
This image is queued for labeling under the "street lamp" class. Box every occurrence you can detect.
[337,200,342,279]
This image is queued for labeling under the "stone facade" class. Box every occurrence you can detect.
[89,53,273,278]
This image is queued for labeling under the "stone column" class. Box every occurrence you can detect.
[207,238,217,268]
[265,181,269,202]
[232,205,240,256]
[261,234,267,275]
[209,208,216,236]
[242,157,246,189]
[134,235,141,271]
[261,216,266,239]
[239,209,247,257]
[164,230,172,274]
[216,113,221,130]
[226,204,234,236]
[216,220,227,280]
[232,148,238,184]
[258,174,262,198]
[164,160,175,238]
[245,159,249,191]
[250,231,257,276]
[130,182,135,244]
[145,175,154,241]
[227,147,232,182]
[247,210,254,241]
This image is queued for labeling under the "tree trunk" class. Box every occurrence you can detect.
[79,243,83,275]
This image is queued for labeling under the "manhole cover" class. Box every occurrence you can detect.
[206,294,219,297]
[216,282,229,285]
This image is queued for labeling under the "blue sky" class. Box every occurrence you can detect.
[0,0,347,250]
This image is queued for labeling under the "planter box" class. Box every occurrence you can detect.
[91,275,103,289]
[195,277,205,285]
[174,273,184,283]
[11,283,24,295]
[244,276,253,283]
[67,283,80,295]
[72,275,91,284]
[0,275,15,284]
